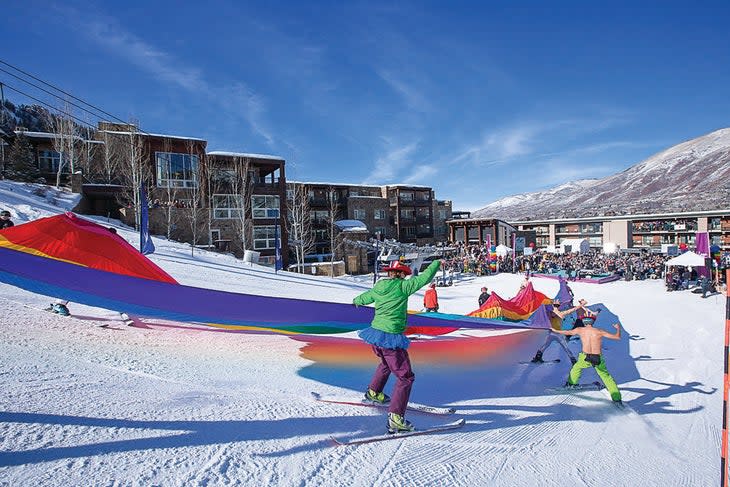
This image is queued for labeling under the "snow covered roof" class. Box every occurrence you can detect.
[386,184,432,189]
[14,130,83,141]
[207,151,284,161]
[287,180,382,188]
[98,130,206,142]
[334,219,369,232]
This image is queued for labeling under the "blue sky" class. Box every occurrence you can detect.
[2,1,730,210]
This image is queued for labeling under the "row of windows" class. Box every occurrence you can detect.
[212,194,280,220]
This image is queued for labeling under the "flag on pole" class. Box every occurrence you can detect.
[139,183,155,255]
[512,233,516,270]
[274,224,283,271]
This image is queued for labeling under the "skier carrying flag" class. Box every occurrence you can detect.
[529,298,581,364]
[354,259,441,433]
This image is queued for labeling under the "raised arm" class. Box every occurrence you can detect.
[601,323,621,340]
[553,328,579,336]
[402,260,441,295]
[553,305,580,319]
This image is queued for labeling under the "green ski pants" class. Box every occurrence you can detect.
[567,352,622,401]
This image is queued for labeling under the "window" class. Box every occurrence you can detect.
[313,229,328,241]
[401,209,415,220]
[354,209,366,220]
[212,194,243,219]
[253,226,277,250]
[38,150,63,172]
[438,210,447,219]
[310,210,329,224]
[374,226,386,236]
[251,195,280,219]
[374,209,386,220]
[400,192,414,202]
[403,226,416,236]
[156,152,199,188]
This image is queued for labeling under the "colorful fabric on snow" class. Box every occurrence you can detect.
[466,282,552,321]
[0,247,550,335]
[0,212,176,283]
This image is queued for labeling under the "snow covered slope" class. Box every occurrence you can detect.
[474,128,730,220]
[0,181,725,486]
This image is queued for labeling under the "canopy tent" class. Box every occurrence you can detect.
[495,244,512,257]
[559,238,590,254]
[665,251,706,267]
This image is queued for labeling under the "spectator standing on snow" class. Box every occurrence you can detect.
[423,283,439,312]
[354,259,441,433]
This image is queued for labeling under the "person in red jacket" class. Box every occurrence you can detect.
[423,282,439,312]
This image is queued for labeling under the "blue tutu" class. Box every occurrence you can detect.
[358,327,410,350]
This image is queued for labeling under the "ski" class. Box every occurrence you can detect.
[518,359,561,365]
[546,381,604,393]
[311,392,456,415]
[330,418,466,446]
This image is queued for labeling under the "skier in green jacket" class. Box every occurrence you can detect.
[354,259,441,433]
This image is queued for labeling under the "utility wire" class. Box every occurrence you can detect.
[2,81,101,131]
[0,66,108,125]
[0,59,151,137]
[0,59,129,126]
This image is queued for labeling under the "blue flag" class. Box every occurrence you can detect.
[274,224,282,271]
[139,184,155,255]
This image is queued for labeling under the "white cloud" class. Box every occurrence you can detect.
[377,69,430,112]
[403,164,438,184]
[53,5,280,149]
[363,140,419,184]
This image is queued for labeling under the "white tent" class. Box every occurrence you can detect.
[602,242,619,254]
[665,251,706,267]
[560,238,590,254]
[495,244,512,257]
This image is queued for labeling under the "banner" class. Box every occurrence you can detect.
[274,224,283,271]
[139,184,155,255]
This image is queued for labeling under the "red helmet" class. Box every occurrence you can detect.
[381,261,412,275]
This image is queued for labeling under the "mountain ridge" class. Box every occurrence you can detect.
[472,128,730,221]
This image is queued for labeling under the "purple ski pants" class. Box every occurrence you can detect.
[368,345,415,416]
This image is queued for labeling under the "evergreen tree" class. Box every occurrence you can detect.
[7,133,39,182]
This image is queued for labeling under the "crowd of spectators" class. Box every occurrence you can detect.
[632,220,698,232]
[439,241,728,294]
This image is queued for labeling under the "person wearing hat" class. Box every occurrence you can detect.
[353,258,441,433]
[423,282,439,312]
[0,210,14,230]
[572,299,600,329]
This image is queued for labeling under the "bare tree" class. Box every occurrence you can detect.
[229,156,253,255]
[159,138,180,240]
[183,139,205,256]
[97,129,123,184]
[47,101,78,188]
[77,117,98,181]
[287,183,314,273]
[327,186,343,269]
[112,122,150,230]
